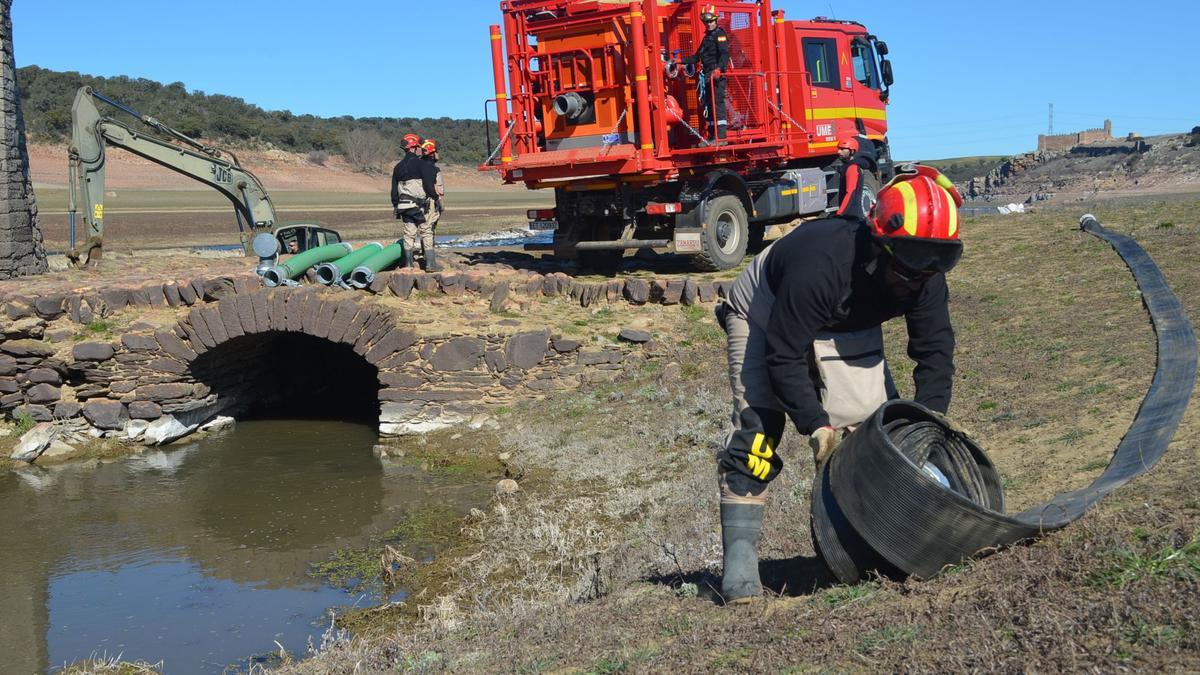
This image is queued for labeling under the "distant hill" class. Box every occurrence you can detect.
[921,155,1007,183]
[15,65,495,167]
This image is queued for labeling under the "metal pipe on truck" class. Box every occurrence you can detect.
[489,24,513,164]
[630,3,655,161]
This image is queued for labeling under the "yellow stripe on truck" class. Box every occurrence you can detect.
[895,181,919,236]
[806,107,888,121]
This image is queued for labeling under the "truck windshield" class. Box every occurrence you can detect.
[851,40,879,89]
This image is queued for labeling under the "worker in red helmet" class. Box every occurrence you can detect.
[406,139,445,272]
[712,164,963,604]
[834,135,880,223]
[390,133,438,269]
[679,5,730,142]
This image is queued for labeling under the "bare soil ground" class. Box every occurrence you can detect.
[27,142,549,252]
[267,193,1200,673]
[28,139,1200,672]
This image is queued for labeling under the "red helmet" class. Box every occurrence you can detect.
[837,136,859,152]
[421,139,438,155]
[871,165,964,273]
[402,133,422,150]
[700,4,718,22]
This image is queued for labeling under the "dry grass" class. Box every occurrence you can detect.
[278,194,1200,672]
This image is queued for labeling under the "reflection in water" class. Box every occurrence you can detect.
[0,420,491,673]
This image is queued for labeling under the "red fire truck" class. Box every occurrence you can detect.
[482,0,895,270]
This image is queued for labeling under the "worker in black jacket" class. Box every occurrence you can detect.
[714,165,964,604]
[680,5,731,141]
[835,135,880,223]
[390,134,439,269]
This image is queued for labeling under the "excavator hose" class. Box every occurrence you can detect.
[810,214,1198,584]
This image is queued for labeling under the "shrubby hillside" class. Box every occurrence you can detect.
[16,66,495,168]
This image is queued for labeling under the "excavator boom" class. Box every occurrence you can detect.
[67,86,280,265]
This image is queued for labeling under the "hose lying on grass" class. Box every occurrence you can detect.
[811,214,1198,584]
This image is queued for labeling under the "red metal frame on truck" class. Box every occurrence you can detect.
[482,0,887,187]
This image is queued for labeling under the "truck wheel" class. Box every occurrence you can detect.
[694,193,749,271]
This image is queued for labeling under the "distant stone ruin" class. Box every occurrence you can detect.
[1038,119,1113,152]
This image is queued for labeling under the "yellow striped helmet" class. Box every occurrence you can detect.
[872,165,964,273]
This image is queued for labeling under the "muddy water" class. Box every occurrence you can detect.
[0,420,493,673]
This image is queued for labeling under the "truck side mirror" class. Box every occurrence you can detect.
[875,40,889,56]
[881,59,894,87]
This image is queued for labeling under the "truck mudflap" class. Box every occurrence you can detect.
[672,227,703,254]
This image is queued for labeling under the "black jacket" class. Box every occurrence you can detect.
[836,139,880,223]
[682,26,731,73]
[390,152,437,206]
[762,218,956,434]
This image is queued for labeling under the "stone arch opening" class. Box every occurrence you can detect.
[189,332,380,425]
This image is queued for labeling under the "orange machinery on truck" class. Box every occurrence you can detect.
[481,0,895,270]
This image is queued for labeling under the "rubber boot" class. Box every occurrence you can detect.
[424,247,443,272]
[402,248,415,269]
[720,502,764,604]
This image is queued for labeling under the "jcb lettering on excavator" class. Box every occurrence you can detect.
[210,165,233,183]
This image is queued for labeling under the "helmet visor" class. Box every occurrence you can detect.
[888,236,963,274]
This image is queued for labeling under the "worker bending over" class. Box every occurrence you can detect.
[714,165,964,603]
[681,5,730,142]
[835,135,881,223]
[390,133,440,271]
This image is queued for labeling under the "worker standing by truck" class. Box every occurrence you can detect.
[680,5,731,142]
[390,134,439,270]
[834,136,880,223]
[713,165,964,604]
[418,139,445,272]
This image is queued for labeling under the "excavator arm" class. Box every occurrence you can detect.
[67,86,280,266]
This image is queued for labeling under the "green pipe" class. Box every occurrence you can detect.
[314,242,383,285]
[348,242,406,288]
[262,242,352,287]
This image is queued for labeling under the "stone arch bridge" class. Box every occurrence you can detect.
[0,267,725,442]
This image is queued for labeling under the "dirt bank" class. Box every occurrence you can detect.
[27,142,509,193]
[268,193,1200,672]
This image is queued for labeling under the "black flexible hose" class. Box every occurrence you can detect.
[810,215,1198,584]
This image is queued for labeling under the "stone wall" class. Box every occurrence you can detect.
[0,0,48,279]
[1037,119,1113,153]
[2,265,732,456]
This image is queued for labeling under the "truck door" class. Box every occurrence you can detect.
[849,37,887,141]
[799,31,856,152]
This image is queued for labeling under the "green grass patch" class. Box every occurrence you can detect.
[710,647,752,669]
[1056,428,1095,445]
[855,625,918,655]
[818,581,878,607]
[1087,534,1200,589]
[78,319,112,338]
[12,409,37,435]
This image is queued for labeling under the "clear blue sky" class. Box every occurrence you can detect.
[12,0,1199,160]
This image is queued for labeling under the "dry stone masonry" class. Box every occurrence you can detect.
[2,266,734,462]
[0,0,48,279]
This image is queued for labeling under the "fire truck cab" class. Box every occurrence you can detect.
[483,0,894,271]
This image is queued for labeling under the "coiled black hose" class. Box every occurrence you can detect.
[810,214,1198,584]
